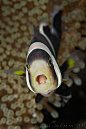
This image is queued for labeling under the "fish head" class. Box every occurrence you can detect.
[26,49,58,97]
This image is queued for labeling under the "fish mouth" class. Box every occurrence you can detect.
[36,74,47,85]
[32,70,51,92]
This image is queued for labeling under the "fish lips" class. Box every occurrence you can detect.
[26,68,57,95]
[32,70,56,94]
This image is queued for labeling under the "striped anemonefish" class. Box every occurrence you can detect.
[4,10,84,103]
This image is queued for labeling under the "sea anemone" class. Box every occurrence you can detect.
[0,0,86,129]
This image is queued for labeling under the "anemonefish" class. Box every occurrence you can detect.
[4,10,84,103]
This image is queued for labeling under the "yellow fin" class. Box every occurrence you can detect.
[68,59,75,69]
[14,70,25,75]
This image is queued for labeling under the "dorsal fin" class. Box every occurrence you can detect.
[33,25,39,35]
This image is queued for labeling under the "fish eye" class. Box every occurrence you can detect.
[26,63,30,72]
[48,58,52,68]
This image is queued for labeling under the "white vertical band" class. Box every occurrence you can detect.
[39,22,56,57]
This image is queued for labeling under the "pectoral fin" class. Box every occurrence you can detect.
[55,83,71,97]
[35,94,44,103]
[3,68,26,77]
[60,50,84,79]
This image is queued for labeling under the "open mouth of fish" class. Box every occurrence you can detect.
[32,70,51,92]
[36,74,47,85]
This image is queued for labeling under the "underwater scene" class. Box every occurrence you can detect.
[0,0,86,129]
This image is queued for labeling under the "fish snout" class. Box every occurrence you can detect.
[36,74,47,85]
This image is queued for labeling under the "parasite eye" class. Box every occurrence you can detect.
[26,63,30,72]
[48,58,52,68]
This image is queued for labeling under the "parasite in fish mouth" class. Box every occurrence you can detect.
[36,74,47,85]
